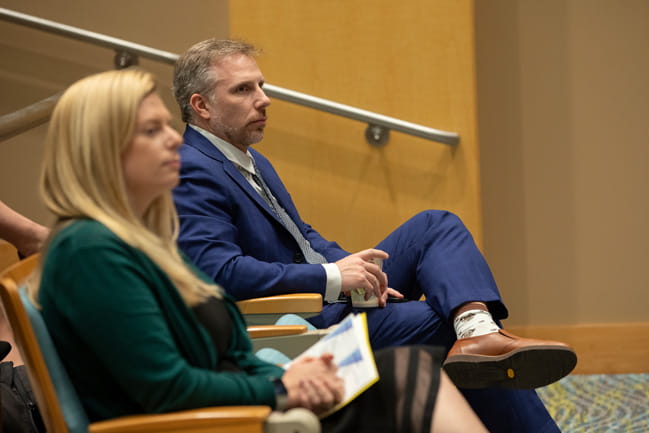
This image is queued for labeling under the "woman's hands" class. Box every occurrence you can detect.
[281,353,344,415]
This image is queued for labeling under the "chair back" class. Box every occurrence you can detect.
[2,251,38,283]
[0,254,90,433]
[0,239,19,273]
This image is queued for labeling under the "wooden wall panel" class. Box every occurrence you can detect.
[509,323,649,374]
[229,1,483,252]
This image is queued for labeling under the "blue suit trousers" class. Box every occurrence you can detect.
[307,210,559,433]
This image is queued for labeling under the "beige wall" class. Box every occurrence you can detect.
[476,0,649,325]
[0,0,229,225]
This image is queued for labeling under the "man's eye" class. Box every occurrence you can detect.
[236,86,249,93]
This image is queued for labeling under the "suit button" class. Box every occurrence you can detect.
[293,252,305,263]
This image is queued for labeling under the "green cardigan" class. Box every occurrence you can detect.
[39,220,284,422]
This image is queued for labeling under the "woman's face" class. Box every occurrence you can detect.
[121,93,182,215]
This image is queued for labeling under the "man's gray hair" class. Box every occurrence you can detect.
[173,38,259,123]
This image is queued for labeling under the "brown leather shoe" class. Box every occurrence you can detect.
[442,329,577,389]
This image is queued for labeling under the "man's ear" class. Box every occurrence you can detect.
[189,93,211,120]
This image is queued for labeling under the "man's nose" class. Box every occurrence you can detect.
[256,87,271,108]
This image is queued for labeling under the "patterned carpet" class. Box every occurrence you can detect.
[536,374,649,433]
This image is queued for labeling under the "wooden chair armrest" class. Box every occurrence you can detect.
[247,324,308,338]
[237,293,322,315]
[88,406,272,433]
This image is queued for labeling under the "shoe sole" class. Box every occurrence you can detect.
[442,346,577,389]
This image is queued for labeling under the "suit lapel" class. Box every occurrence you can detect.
[182,126,281,222]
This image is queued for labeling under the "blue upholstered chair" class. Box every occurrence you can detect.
[19,287,90,433]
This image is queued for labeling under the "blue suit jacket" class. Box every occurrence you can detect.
[173,126,349,300]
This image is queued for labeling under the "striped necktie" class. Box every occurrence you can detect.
[249,163,327,265]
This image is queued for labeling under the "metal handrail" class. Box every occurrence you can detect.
[0,7,459,146]
[0,92,62,141]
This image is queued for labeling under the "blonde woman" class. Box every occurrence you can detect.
[33,69,486,433]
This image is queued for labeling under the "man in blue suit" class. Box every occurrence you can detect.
[172,38,575,432]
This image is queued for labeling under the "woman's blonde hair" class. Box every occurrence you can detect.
[33,68,220,306]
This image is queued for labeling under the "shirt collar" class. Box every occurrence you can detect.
[188,124,256,175]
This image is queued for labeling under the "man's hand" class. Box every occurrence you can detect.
[335,249,402,307]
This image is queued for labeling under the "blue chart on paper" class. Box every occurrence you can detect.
[323,316,353,341]
[338,349,364,368]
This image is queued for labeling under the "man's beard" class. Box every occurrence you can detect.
[211,118,264,148]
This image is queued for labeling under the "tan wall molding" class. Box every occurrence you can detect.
[508,322,649,375]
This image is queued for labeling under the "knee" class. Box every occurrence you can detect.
[414,210,466,230]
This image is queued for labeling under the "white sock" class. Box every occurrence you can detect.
[453,309,500,339]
